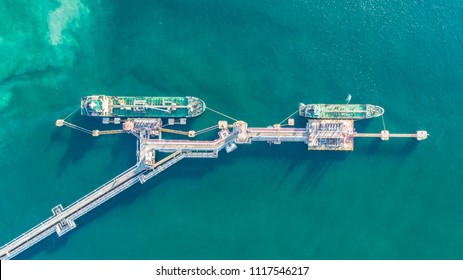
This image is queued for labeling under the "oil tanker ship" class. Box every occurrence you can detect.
[299,103,384,120]
[81,95,206,118]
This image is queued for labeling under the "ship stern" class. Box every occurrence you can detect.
[298,103,306,116]
[81,95,104,117]
[81,96,90,116]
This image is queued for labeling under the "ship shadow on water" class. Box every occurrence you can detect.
[353,118,375,132]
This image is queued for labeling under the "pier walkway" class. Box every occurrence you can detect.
[354,130,428,141]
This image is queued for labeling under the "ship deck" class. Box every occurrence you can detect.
[82,96,206,118]
[301,104,384,119]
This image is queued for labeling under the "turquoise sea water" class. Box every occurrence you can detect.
[0,0,462,259]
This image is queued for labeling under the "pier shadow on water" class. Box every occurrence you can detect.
[53,116,127,177]
[398,138,420,154]
[350,117,419,156]
[356,137,419,156]
[18,135,356,259]
[295,151,347,193]
[14,139,352,259]
[56,127,97,177]
[354,118,376,133]
[15,232,71,260]
[198,142,349,194]
[254,144,348,193]
[45,128,65,153]
[110,133,137,165]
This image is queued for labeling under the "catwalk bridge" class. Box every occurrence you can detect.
[0,113,428,259]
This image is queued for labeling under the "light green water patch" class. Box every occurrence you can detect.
[48,0,89,46]
[0,0,92,91]
[0,88,11,111]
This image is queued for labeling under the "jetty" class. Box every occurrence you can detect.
[0,105,428,260]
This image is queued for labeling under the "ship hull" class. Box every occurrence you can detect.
[81,96,206,118]
[299,103,384,120]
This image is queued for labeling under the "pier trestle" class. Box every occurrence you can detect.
[1,116,429,259]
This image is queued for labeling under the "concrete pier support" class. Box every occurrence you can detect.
[381,130,390,141]
[52,205,76,237]
[417,131,428,141]
[55,119,64,127]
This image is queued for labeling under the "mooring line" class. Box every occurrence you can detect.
[278,108,299,125]
[206,107,239,122]
[63,107,79,121]
[382,114,387,131]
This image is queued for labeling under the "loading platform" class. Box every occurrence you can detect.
[0,105,428,260]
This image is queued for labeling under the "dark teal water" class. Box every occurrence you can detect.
[1,0,462,259]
